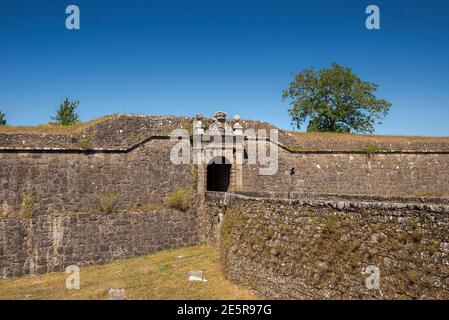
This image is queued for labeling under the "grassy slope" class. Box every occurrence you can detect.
[0,246,259,300]
[289,131,449,142]
[2,113,447,140]
[0,115,111,135]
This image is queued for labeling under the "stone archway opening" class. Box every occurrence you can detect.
[207,156,231,192]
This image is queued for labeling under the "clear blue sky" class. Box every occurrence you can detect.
[0,0,448,135]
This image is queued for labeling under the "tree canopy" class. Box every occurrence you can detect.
[282,63,391,134]
[52,98,80,126]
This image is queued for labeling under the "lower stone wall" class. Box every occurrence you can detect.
[212,193,449,299]
[0,209,199,279]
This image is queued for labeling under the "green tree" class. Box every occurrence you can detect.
[0,111,6,126]
[52,98,80,125]
[282,63,391,134]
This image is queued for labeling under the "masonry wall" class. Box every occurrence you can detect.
[242,147,449,197]
[0,140,193,215]
[3,147,449,216]
[211,193,449,300]
[0,209,199,279]
[1,115,449,286]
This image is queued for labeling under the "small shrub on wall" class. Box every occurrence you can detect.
[20,192,39,218]
[164,188,193,212]
[78,134,92,149]
[96,190,119,214]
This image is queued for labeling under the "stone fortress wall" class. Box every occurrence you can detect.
[0,113,448,299]
[1,114,448,215]
[243,149,449,197]
[0,209,199,279]
[206,192,449,299]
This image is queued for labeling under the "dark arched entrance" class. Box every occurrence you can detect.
[207,157,231,192]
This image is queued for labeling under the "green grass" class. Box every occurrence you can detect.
[0,246,259,300]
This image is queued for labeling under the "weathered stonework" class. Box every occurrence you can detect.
[210,193,449,300]
[242,147,449,197]
[0,140,192,215]
[0,209,199,279]
[0,113,448,300]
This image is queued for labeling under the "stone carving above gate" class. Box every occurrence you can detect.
[207,111,233,135]
[193,111,243,137]
[194,113,205,135]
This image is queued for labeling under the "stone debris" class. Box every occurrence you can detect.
[108,288,126,300]
[188,271,207,282]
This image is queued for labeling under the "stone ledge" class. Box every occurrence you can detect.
[205,192,449,213]
[235,191,449,205]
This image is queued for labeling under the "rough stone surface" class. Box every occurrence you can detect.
[0,139,193,215]
[1,114,449,299]
[243,146,449,197]
[188,270,205,282]
[0,209,199,279]
[109,288,126,300]
[2,114,448,152]
[210,193,449,300]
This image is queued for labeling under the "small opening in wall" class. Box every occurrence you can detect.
[207,156,231,192]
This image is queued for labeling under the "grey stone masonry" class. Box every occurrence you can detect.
[0,209,199,279]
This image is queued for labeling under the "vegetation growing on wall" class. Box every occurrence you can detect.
[132,203,162,212]
[180,120,193,135]
[0,115,111,134]
[20,192,39,218]
[218,198,449,299]
[360,144,388,154]
[164,188,193,212]
[96,190,119,214]
[219,207,249,273]
[78,134,92,150]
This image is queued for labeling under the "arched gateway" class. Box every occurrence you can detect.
[206,156,231,192]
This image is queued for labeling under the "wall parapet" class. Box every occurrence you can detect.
[1,114,449,153]
[206,191,449,211]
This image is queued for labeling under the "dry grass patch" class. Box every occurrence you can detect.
[289,131,449,143]
[0,115,112,135]
[164,188,193,212]
[0,246,259,300]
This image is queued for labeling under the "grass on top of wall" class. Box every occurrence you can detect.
[0,115,112,135]
[0,246,259,300]
[289,131,449,142]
